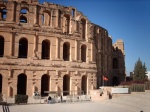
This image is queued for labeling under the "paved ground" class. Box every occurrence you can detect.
[1,91,150,112]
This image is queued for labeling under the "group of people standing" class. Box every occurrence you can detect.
[47,95,63,104]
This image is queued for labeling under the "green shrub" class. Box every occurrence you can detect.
[15,95,28,104]
[145,82,150,90]
[130,84,145,92]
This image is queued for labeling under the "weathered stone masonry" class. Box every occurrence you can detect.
[0,0,125,98]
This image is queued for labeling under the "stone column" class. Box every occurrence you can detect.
[91,43,93,62]
[52,9,57,27]
[85,21,87,41]
[60,41,63,60]
[70,76,72,95]
[50,10,53,27]
[33,33,38,59]
[10,33,14,57]
[56,37,59,59]
[34,5,38,24]
[87,76,89,95]
[75,40,78,61]
[11,2,15,22]
[87,47,90,63]
[69,17,71,34]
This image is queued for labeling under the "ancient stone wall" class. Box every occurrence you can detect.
[0,0,125,98]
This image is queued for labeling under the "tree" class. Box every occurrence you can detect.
[133,58,148,81]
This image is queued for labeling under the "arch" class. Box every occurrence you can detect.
[81,44,86,62]
[0,36,4,57]
[113,76,119,86]
[1,9,6,20]
[21,1,28,4]
[42,10,51,26]
[18,38,28,58]
[17,74,27,95]
[20,8,28,14]
[63,42,70,61]
[41,74,50,96]
[0,74,2,93]
[76,21,80,32]
[42,14,44,24]
[0,5,7,20]
[41,39,50,59]
[81,18,86,39]
[58,10,61,28]
[113,58,118,69]
[63,75,70,96]
[64,14,70,34]
[20,15,27,23]
[81,75,87,95]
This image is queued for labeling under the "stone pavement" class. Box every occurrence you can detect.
[1,91,150,112]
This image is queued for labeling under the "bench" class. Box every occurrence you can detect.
[0,102,10,112]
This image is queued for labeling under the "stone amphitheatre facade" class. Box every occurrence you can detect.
[0,0,125,98]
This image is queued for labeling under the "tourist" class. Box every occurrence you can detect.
[60,95,63,103]
[48,96,52,104]
[99,87,103,96]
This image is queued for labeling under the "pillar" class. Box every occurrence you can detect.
[56,37,59,59]
[75,40,78,61]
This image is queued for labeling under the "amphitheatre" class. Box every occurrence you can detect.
[1,0,150,112]
[0,0,128,108]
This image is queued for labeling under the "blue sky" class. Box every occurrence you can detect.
[39,0,150,75]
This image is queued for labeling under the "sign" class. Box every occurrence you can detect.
[111,88,129,94]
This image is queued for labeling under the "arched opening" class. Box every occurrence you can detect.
[41,74,50,96]
[113,58,118,69]
[58,10,61,28]
[0,5,6,20]
[0,74,2,93]
[17,74,27,95]
[18,38,28,58]
[64,14,70,34]
[41,40,50,59]
[63,75,70,96]
[113,76,119,86]
[81,45,86,62]
[81,75,87,95]
[20,15,27,23]
[42,11,51,26]
[63,42,70,61]
[1,8,6,20]
[42,14,44,25]
[20,8,28,23]
[76,21,80,32]
[21,1,28,4]
[0,36,4,57]
[20,8,28,14]
[81,18,86,39]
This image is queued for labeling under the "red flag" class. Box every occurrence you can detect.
[103,76,108,81]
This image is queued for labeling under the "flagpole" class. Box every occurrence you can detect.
[103,75,104,86]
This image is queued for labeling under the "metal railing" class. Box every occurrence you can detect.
[0,102,10,112]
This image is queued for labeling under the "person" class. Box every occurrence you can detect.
[99,87,103,96]
[107,91,112,99]
[60,95,63,103]
[48,96,51,104]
